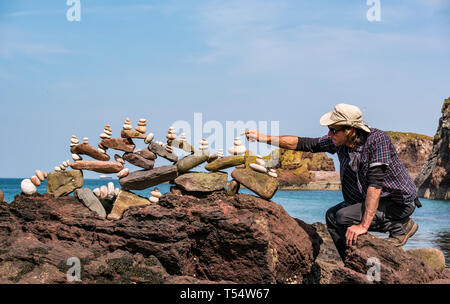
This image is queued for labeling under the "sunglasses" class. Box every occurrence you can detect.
[328,127,345,135]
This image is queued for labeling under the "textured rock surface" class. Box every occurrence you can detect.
[70,161,123,174]
[139,148,157,160]
[176,154,208,174]
[99,138,136,153]
[107,191,150,220]
[0,194,448,284]
[205,156,245,171]
[386,131,433,180]
[174,172,228,192]
[119,165,178,190]
[415,97,450,200]
[226,180,240,196]
[47,170,83,197]
[0,190,3,203]
[231,168,279,200]
[149,143,178,162]
[0,192,321,284]
[70,143,110,161]
[407,248,446,271]
[122,153,155,170]
[74,188,106,219]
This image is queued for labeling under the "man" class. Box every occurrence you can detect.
[241,104,419,261]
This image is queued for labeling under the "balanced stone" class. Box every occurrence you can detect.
[119,165,178,191]
[31,175,41,187]
[99,138,135,153]
[107,190,150,220]
[249,163,268,173]
[205,155,245,172]
[100,186,108,199]
[0,189,4,202]
[122,152,155,170]
[74,188,106,219]
[149,142,178,162]
[70,161,124,174]
[144,133,154,144]
[226,179,240,196]
[107,182,115,200]
[114,154,125,164]
[139,148,157,160]
[121,129,146,139]
[207,154,218,163]
[21,179,37,196]
[71,143,110,161]
[228,137,247,155]
[231,168,279,200]
[47,170,83,198]
[117,168,130,178]
[169,139,194,153]
[35,170,45,182]
[174,172,228,192]
[176,154,209,174]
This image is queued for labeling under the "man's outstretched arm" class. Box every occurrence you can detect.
[241,130,299,150]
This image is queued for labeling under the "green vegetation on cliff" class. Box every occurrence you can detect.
[386,131,433,143]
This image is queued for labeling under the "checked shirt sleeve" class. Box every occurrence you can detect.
[368,131,392,168]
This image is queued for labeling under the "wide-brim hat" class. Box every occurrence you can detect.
[320,103,371,133]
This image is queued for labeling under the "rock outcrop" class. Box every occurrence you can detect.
[0,192,320,284]
[415,97,450,200]
[386,131,433,180]
[0,193,448,284]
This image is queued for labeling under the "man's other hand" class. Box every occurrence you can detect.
[345,224,368,247]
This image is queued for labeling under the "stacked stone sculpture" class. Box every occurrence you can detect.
[20,118,280,221]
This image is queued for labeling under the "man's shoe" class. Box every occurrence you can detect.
[385,219,418,247]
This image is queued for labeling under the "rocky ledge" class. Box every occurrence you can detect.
[0,191,448,284]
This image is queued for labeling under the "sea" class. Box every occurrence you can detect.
[1,178,449,266]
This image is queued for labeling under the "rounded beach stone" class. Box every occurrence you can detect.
[145,133,154,144]
[107,182,115,200]
[249,163,267,173]
[100,186,108,199]
[43,172,48,178]
[21,179,37,195]
[0,189,4,202]
[35,170,45,182]
[149,196,159,203]
[268,171,278,178]
[31,176,41,187]
[72,154,82,161]
[93,188,101,197]
[117,168,129,178]
[135,126,146,133]
[226,179,240,196]
[150,188,162,198]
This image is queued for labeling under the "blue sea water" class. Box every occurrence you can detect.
[1,178,449,266]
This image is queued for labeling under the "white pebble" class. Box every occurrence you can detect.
[249,163,268,173]
[21,179,37,195]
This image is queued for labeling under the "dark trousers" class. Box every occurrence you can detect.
[325,199,416,261]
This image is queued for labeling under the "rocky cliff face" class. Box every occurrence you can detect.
[386,131,433,180]
[415,97,450,200]
[0,192,448,284]
[270,149,336,189]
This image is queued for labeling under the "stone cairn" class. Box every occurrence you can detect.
[18,118,280,220]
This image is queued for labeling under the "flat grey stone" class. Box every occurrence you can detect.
[74,188,106,219]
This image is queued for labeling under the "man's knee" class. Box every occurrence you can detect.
[335,208,351,226]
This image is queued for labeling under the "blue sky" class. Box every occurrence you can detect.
[0,0,449,178]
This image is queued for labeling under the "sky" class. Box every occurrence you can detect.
[0,0,449,178]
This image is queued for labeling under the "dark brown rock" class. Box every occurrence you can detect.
[70,143,110,161]
[149,143,178,162]
[70,161,123,174]
[99,138,136,153]
[122,153,155,170]
[226,180,240,196]
[415,97,450,200]
[119,165,178,190]
[140,148,157,160]
[0,192,321,284]
[121,129,146,139]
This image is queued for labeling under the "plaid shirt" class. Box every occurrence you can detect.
[317,128,417,205]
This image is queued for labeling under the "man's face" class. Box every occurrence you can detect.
[328,125,347,146]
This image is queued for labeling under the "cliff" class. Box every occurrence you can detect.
[386,131,433,180]
[0,191,448,284]
[268,149,339,190]
[415,97,450,200]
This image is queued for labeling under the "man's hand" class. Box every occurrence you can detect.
[241,130,267,143]
[345,224,368,247]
